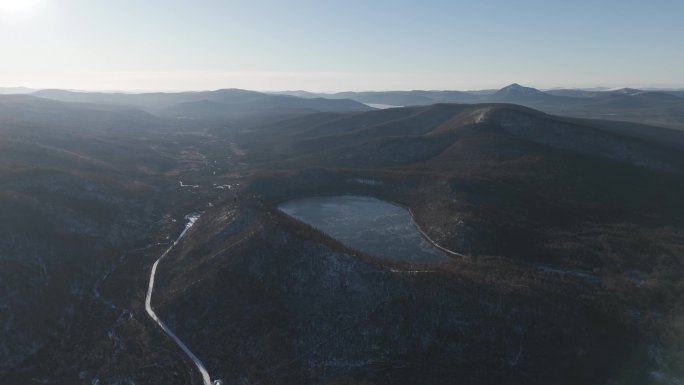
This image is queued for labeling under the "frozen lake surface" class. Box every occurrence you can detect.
[279,196,448,262]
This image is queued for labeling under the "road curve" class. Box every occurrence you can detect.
[145,213,215,385]
[408,208,468,258]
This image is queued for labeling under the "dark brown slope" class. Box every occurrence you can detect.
[0,134,155,379]
[245,103,684,173]
[0,98,235,383]
[152,204,642,385]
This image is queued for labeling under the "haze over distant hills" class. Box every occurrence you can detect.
[271,83,684,104]
[0,87,37,95]
[30,88,372,119]
[0,83,680,129]
[271,83,684,129]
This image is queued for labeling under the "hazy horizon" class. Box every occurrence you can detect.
[3,83,684,95]
[1,0,683,92]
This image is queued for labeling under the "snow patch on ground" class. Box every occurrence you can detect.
[348,178,383,186]
[179,181,200,189]
[214,183,239,190]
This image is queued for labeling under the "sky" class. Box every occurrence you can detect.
[1,0,683,92]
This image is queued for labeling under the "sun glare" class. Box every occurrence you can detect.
[0,0,43,15]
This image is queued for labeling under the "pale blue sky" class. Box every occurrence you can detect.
[1,0,682,91]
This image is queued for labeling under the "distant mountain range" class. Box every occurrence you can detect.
[271,84,684,105]
[0,94,160,131]
[30,88,372,119]
[0,84,682,129]
[0,87,37,94]
[272,84,684,129]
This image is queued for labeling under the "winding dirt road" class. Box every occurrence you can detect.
[145,213,217,385]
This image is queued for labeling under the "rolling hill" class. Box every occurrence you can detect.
[276,84,684,129]
[32,88,372,119]
[0,94,162,133]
